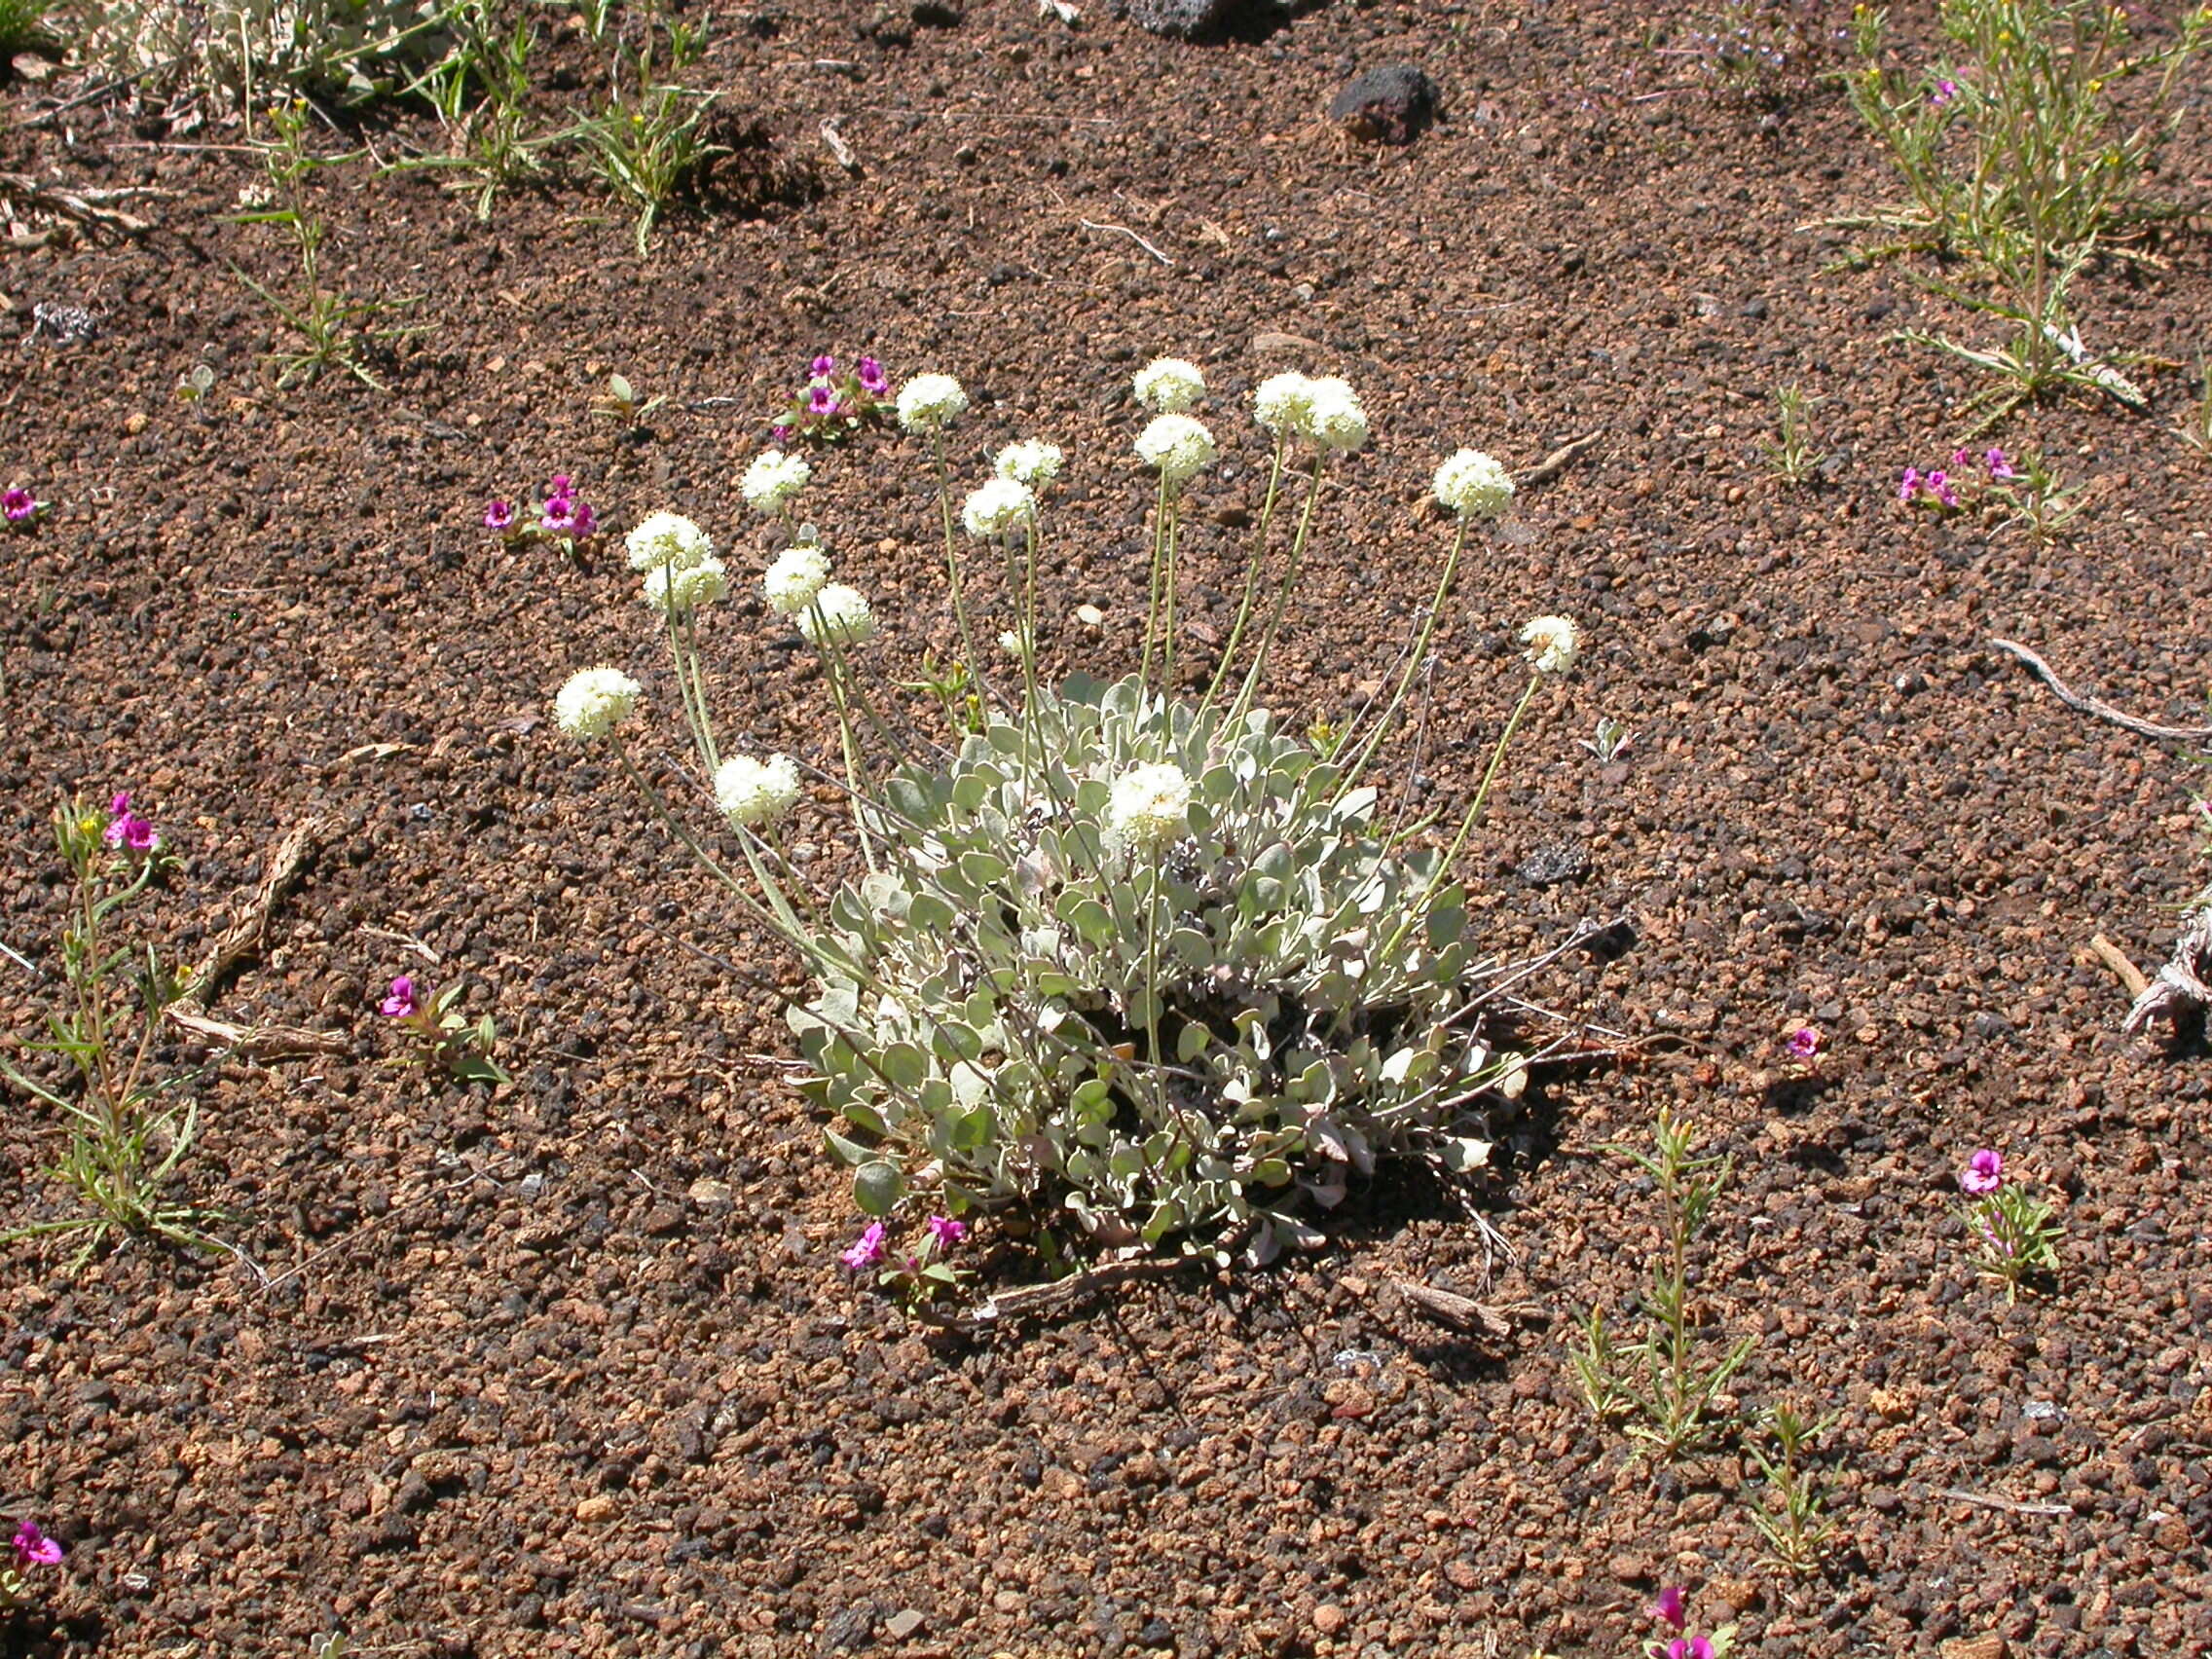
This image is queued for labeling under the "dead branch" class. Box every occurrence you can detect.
[2123,908,2212,1038]
[0,171,163,235]
[164,1007,348,1059]
[2087,933,2151,1000]
[1392,1280,1519,1339]
[1988,639,2212,743]
[189,817,326,1006]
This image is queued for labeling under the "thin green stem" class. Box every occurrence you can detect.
[931,433,986,701]
[1139,469,1172,698]
[1230,452,1328,731]
[1334,516,1470,801]
[1198,432,1289,724]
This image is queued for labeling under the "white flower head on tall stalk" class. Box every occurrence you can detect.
[625,510,712,573]
[644,555,730,616]
[1133,356,1206,414]
[714,753,802,828]
[1106,761,1192,854]
[994,439,1064,490]
[797,583,879,646]
[896,373,969,433]
[741,450,811,515]
[1432,449,1516,520]
[1134,414,1217,490]
[962,475,1037,540]
[1297,377,1370,452]
[1253,371,1316,435]
[1521,614,1581,677]
[763,543,831,615]
[553,666,643,741]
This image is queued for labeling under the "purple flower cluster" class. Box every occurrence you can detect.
[12,1520,63,1567]
[1900,447,2019,508]
[1646,1587,1721,1659]
[482,475,599,540]
[101,792,160,854]
[1959,1147,2004,1198]
[3,486,40,524]
[1931,78,1961,107]
[379,975,422,1019]
[771,352,892,446]
[840,1212,968,1272]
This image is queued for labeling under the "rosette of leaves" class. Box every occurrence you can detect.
[794,674,1523,1263]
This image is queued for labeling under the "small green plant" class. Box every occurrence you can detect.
[1956,1147,2059,1299]
[174,363,216,403]
[553,362,1580,1271]
[1899,442,2083,541]
[1845,1,2210,426]
[1759,383,1825,486]
[233,102,422,389]
[840,1211,975,1309]
[592,371,669,430]
[0,0,55,54]
[392,1,551,221]
[1578,716,1635,762]
[1747,1400,1838,1574]
[1676,0,1851,120]
[573,8,724,255]
[376,974,510,1086]
[767,352,896,446]
[1571,1106,1758,1461]
[0,795,223,1268]
[2177,355,2212,459]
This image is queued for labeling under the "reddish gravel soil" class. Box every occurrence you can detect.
[4,2,2212,1656]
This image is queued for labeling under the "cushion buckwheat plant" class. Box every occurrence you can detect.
[554,360,1580,1269]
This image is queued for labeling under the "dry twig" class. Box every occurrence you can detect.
[2087,934,2151,1001]
[1079,218,1174,266]
[1392,1280,1519,1339]
[2123,908,2212,1038]
[0,171,163,235]
[1522,431,1604,488]
[1935,1487,2073,1518]
[164,1007,348,1059]
[1987,638,2212,743]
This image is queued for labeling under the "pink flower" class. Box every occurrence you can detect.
[1985,448,2020,481]
[841,1222,887,1271]
[102,793,161,853]
[1960,1148,2004,1197]
[1926,468,1959,507]
[3,487,38,523]
[109,791,131,816]
[1899,467,1923,502]
[1932,78,1960,106]
[1786,1026,1821,1060]
[770,424,794,443]
[541,489,597,537]
[807,384,839,417]
[547,474,573,497]
[809,353,836,378]
[1667,1641,1714,1659]
[484,499,517,531]
[12,1520,63,1567]
[858,357,889,396]
[379,976,420,1018]
[927,1214,968,1247]
[1650,1587,1687,1631]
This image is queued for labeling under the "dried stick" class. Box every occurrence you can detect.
[1988,639,2212,743]
[189,817,327,1006]
[164,1007,348,1059]
[2123,908,2212,1037]
[1392,1280,1518,1339]
[2087,934,2151,1000]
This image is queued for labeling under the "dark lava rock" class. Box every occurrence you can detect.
[1123,0,1278,41]
[817,1601,878,1652]
[1329,64,1440,143]
[1518,840,1591,887]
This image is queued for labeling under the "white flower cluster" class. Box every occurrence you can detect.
[1133,356,1206,415]
[1106,761,1192,854]
[1134,414,1217,489]
[714,753,802,828]
[897,373,969,433]
[1432,449,1515,520]
[1250,371,1368,451]
[796,583,879,646]
[741,450,812,515]
[763,544,830,615]
[553,667,642,741]
[1521,614,1581,677]
[626,510,714,573]
[645,556,731,617]
[994,439,1064,489]
[962,476,1037,540]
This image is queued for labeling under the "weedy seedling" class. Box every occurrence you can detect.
[573,6,724,255]
[1956,1148,2059,1300]
[0,796,225,1268]
[1580,716,1635,763]
[2177,356,2212,460]
[1759,384,1825,486]
[1571,1106,1758,1461]
[394,0,554,222]
[1748,1400,1839,1574]
[593,371,669,429]
[377,975,510,1087]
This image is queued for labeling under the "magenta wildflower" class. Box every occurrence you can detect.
[102,793,160,853]
[770,424,794,443]
[858,356,889,395]
[1926,468,1959,507]
[841,1221,887,1271]
[3,487,38,523]
[1666,1641,1714,1659]
[379,976,420,1019]
[809,353,837,378]
[1932,78,1959,106]
[567,499,599,536]
[1650,1587,1687,1632]
[11,1521,62,1567]
[1985,447,2020,481]
[1960,1148,2004,1197]
[807,384,839,416]
[484,499,517,532]
[540,482,598,537]
[926,1214,968,1247]
[109,791,131,816]
[1786,1025,1821,1060]
[1899,467,1923,502]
